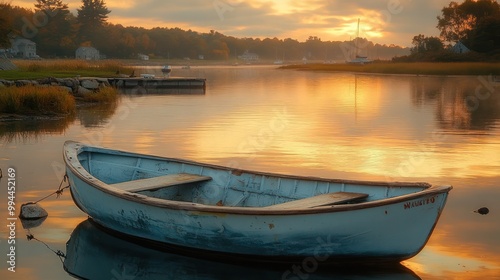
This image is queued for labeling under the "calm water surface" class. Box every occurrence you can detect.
[1,66,499,279]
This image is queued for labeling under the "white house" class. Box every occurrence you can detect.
[451,41,470,54]
[10,38,37,59]
[76,46,100,60]
[238,50,259,61]
[138,53,149,60]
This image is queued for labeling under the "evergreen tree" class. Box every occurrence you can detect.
[0,2,12,48]
[34,0,68,11]
[32,0,75,57]
[77,0,111,43]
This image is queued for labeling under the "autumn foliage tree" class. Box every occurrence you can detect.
[398,0,500,61]
[411,34,444,54]
[437,0,500,52]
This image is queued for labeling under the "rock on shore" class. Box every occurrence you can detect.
[0,77,112,97]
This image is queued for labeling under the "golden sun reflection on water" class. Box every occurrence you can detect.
[404,245,500,279]
[91,70,499,183]
[177,74,499,180]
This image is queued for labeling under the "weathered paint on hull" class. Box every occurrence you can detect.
[67,169,448,263]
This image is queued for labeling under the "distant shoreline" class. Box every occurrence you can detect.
[3,59,498,79]
[279,62,500,76]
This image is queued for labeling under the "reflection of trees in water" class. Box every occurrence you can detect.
[411,77,499,130]
[1,100,119,143]
[0,115,75,143]
[410,76,447,107]
[467,88,500,129]
[76,101,119,128]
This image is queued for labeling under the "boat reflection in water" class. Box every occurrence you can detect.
[64,219,421,280]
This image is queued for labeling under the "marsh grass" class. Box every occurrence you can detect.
[2,59,133,80]
[0,60,123,115]
[15,59,128,72]
[281,62,500,76]
[0,85,119,116]
[0,85,75,115]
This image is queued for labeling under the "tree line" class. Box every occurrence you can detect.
[3,0,496,62]
[0,1,408,61]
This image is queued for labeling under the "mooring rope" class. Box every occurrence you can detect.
[34,174,70,204]
[26,231,66,263]
[20,175,70,264]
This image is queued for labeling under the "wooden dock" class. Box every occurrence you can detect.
[108,77,206,90]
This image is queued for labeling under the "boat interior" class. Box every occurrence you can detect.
[77,148,428,208]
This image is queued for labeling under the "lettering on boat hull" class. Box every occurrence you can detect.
[404,196,436,210]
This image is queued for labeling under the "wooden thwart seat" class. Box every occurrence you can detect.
[264,192,368,210]
[112,173,212,193]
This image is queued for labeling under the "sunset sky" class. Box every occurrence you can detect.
[16,0,453,46]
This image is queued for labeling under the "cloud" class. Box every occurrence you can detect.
[14,0,453,46]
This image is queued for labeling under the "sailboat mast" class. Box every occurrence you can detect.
[356,18,360,57]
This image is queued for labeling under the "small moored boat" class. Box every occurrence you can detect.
[161,65,172,74]
[63,141,452,264]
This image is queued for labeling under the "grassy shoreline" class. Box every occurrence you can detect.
[280,62,500,76]
[0,60,124,116]
[1,59,134,80]
[6,59,498,78]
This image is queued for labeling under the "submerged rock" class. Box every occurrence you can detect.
[19,203,48,220]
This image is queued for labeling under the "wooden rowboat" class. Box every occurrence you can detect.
[63,141,452,264]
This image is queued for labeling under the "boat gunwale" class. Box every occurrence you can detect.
[63,141,452,215]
